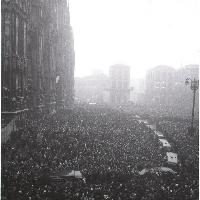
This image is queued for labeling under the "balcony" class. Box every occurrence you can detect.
[2,55,30,112]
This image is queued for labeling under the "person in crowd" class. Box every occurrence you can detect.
[1,105,198,199]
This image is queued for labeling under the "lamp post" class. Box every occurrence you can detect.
[185,78,199,134]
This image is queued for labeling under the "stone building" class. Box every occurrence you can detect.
[130,79,146,104]
[176,64,199,82]
[145,64,199,118]
[173,64,199,117]
[109,64,131,105]
[1,0,30,111]
[1,0,75,112]
[145,65,175,106]
[75,73,109,104]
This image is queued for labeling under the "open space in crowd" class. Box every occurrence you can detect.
[1,105,199,200]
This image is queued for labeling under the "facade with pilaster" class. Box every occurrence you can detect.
[1,0,75,112]
[109,64,131,105]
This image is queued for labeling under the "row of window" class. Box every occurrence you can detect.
[111,80,130,89]
[147,71,174,82]
[2,12,27,57]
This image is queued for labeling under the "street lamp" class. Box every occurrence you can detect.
[185,78,199,134]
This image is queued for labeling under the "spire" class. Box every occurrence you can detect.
[67,0,71,25]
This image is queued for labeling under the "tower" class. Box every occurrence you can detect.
[109,64,131,105]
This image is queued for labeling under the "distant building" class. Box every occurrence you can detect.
[176,64,199,82]
[75,73,109,104]
[109,64,131,105]
[145,64,199,118]
[1,0,75,112]
[130,79,146,104]
[172,64,199,117]
[145,65,175,106]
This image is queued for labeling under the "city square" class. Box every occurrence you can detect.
[1,0,199,199]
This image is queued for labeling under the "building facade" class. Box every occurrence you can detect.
[130,79,146,104]
[173,64,199,117]
[109,64,131,105]
[1,0,75,112]
[75,73,109,104]
[2,0,30,111]
[145,64,199,117]
[145,65,175,106]
[176,64,199,82]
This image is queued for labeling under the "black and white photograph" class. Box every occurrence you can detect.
[1,0,199,199]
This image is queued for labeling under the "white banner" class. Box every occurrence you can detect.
[166,152,178,164]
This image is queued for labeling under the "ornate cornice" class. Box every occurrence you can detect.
[2,0,30,20]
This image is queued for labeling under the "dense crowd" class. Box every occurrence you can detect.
[156,118,199,197]
[1,106,199,199]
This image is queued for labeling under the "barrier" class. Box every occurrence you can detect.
[1,109,29,143]
[1,117,17,143]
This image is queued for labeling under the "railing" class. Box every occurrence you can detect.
[1,108,29,143]
[2,55,30,112]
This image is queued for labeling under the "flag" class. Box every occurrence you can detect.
[138,168,148,175]
[155,131,164,138]
[139,167,176,175]
[56,76,60,83]
[159,139,171,148]
[65,170,83,178]
[52,170,84,179]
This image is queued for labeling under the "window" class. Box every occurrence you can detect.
[5,41,11,56]
[23,22,26,57]
[18,18,24,57]
[4,13,11,56]
[22,0,26,11]
[5,13,10,33]
[3,59,9,88]
[16,16,19,55]
[16,75,19,90]
[39,35,43,65]
[19,0,22,8]
[40,8,43,19]
[5,25,10,37]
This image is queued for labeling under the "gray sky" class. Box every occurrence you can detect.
[69,0,200,78]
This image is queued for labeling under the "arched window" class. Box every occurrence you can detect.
[4,13,11,56]
[18,17,24,57]
[23,22,26,57]
[16,16,19,55]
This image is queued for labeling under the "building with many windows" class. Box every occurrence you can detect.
[145,64,199,117]
[75,73,109,104]
[145,65,175,106]
[1,0,75,112]
[109,64,131,105]
[173,64,199,117]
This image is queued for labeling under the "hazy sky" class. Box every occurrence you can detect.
[69,0,200,78]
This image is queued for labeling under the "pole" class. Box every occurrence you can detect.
[185,78,199,134]
[191,88,196,129]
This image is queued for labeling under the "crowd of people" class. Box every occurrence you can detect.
[156,118,199,198]
[1,105,199,199]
